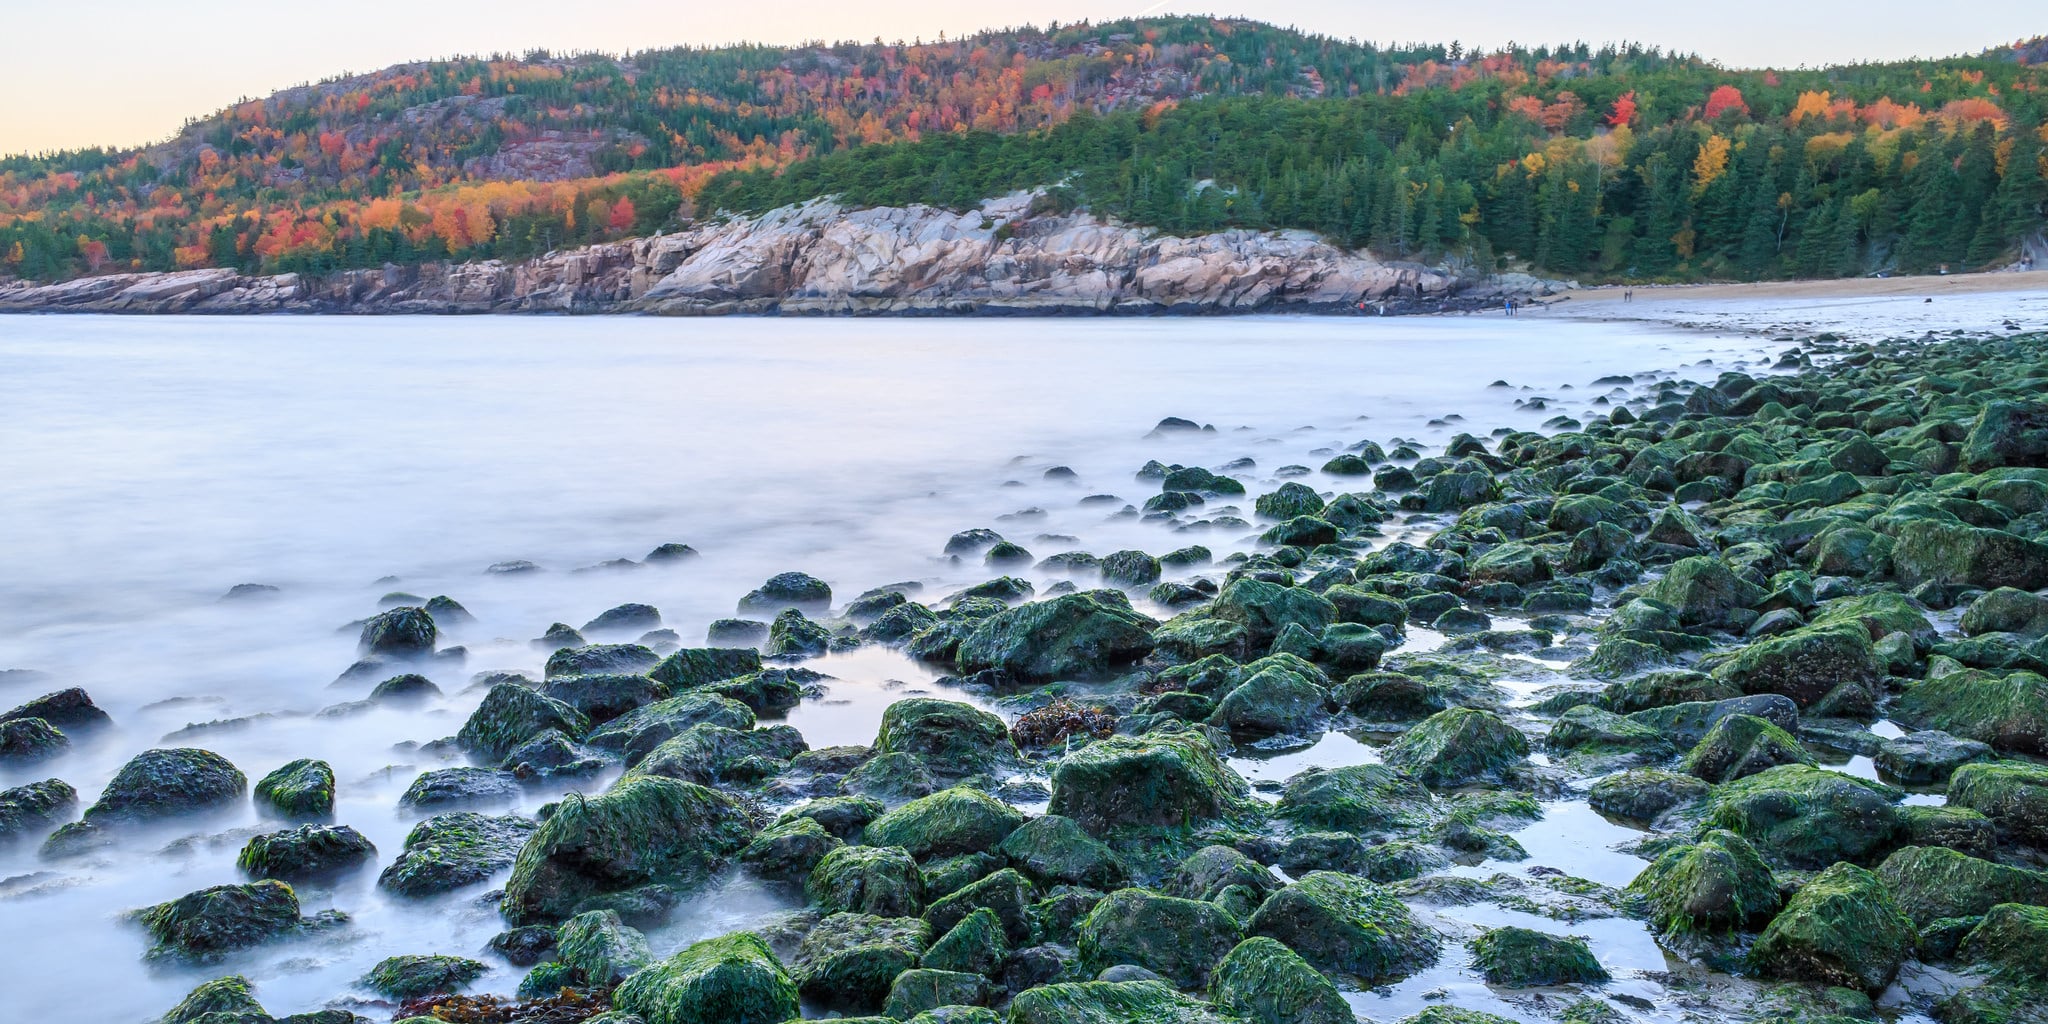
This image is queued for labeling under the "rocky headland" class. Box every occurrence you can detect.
[10,329,2048,1024]
[0,194,1545,317]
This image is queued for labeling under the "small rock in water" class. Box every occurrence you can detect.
[219,583,279,601]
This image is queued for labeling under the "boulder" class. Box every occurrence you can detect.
[556,909,656,985]
[363,954,488,998]
[501,775,753,924]
[457,684,590,765]
[1588,768,1711,825]
[237,824,377,882]
[1874,730,1994,783]
[1008,980,1233,1024]
[1383,708,1528,787]
[882,969,989,1019]
[1875,845,2048,926]
[998,814,1127,889]
[765,609,833,658]
[650,648,764,690]
[1706,765,1902,868]
[398,767,519,810]
[1682,714,1812,783]
[611,932,798,1024]
[0,777,77,840]
[253,759,335,818]
[924,868,1037,946]
[1959,400,2048,472]
[1256,483,1327,521]
[863,788,1025,859]
[789,911,929,1011]
[359,607,436,658]
[738,572,833,614]
[807,845,926,918]
[1207,936,1353,1024]
[1626,829,1780,934]
[953,592,1157,684]
[739,818,841,882]
[0,717,66,763]
[873,699,1016,775]
[1948,760,2048,848]
[2,687,111,730]
[86,748,245,822]
[923,906,1009,976]
[1274,764,1426,834]
[1208,664,1329,739]
[1959,902,2048,981]
[1896,670,2048,755]
[1712,624,1881,707]
[1960,587,2048,638]
[1645,558,1764,628]
[1047,732,1248,833]
[585,603,663,635]
[588,692,757,764]
[135,880,307,962]
[378,812,537,896]
[1750,862,1914,994]
[543,673,667,724]
[1891,519,2048,591]
[1077,888,1244,987]
[632,723,806,786]
[546,643,662,678]
[159,976,265,1024]
[1468,926,1607,986]
[1247,871,1440,982]
[1211,579,1337,644]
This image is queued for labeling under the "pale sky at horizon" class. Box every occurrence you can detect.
[1,1,2041,156]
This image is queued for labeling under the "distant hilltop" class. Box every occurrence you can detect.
[1,17,2044,293]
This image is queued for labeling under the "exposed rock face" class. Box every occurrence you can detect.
[0,194,1498,316]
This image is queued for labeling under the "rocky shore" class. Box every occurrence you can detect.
[9,329,2048,1024]
[0,195,1544,317]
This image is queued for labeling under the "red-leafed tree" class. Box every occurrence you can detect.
[1704,84,1749,120]
[1607,91,1638,127]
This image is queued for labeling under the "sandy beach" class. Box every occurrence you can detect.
[1558,268,2048,309]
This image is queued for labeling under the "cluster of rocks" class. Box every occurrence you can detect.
[15,330,2048,1024]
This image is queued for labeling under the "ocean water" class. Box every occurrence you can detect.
[0,310,1880,1022]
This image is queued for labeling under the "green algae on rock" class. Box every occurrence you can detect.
[1627,829,1780,935]
[252,758,335,818]
[1469,926,1609,986]
[1246,870,1440,983]
[362,954,488,998]
[1048,730,1249,833]
[1749,862,1914,994]
[501,775,752,924]
[1207,936,1353,1024]
[611,932,798,1024]
[1077,887,1244,987]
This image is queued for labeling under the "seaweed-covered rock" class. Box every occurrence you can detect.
[458,684,590,766]
[1166,845,1285,904]
[740,818,841,882]
[1958,902,2048,981]
[1750,862,1914,994]
[0,777,77,840]
[1047,731,1248,833]
[1896,670,2048,755]
[2,687,110,731]
[363,954,487,998]
[882,968,989,1019]
[764,609,833,659]
[1208,663,1329,739]
[558,909,656,986]
[808,845,926,918]
[1627,829,1779,935]
[1625,693,1799,745]
[1875,845,2048,926]
[1208,936,1352,1024]
[1469,926,1608,986]
[1874,730,1995,784]
[543,673,666,724]
[1645,558,1764,628]
[863,788,1025,859]
[546,643,662,679]
[501,775,753,924]
[924,906,1009,976]
[1257,483,1328,522]
[135,880,306,962]
[738,573,833,615]
[632,723,806,786]
[1009,979,1233,1024]
[1211,579,1338,644]
[588,692,757,764]
[87,748,245,822]
[398,766,519,809]
[1683,714,1812,783]
[1706,765,1903,868]
[611,932,798,1024]
[1077,888,1243,987]
[160,975,266,1024]
[788,912,931,1011]
[585,603,663,635]
[360,607,437,658]
[650,648,764,690]
[379,812,537,896]
[873,699,1016,775]
[999,814,1127,889]
[1546,705,1672,758]
[236,824,376,881]
[779,795,887,840]
[0,717,66,763]
[1947,760,2048,848]
[953,592,1157,684]
[253,759,334,818]
[1383,707,1528,787]
[1247,871,1440,983]
[1713,624,1881,708]
[1892,519,2048,591]
[842,751,942,802]
[1274,763,1425,834]
[1588,768,1711,825]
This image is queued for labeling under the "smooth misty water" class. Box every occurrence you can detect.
[0,311,1848,1022]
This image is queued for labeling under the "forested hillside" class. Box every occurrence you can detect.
[3,17,2045,283]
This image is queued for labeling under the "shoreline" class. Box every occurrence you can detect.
[1553,267,2048,312]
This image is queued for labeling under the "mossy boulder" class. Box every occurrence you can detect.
[501,775,753,924]
[1627,829,1779,935]
[954,592,1158,683]
[1047,731,1249,833]
[86,747,245,822]
[1875,845,2048,926]
[588,692,758,764]
[543,673,668,724]
[1167,845,1285,903]
[363,954,488,998]
[1247,871,1440,983]
[1206,936,1351,1024]
[1750,862,1915,994]
[398,766,518,809]
[458,684,591,766]
[135,880,307,962]
[378,811,536,896]
[1274,763,1426,834]
[882,969,990,1019]
[1588,768,1711,825]
[1892,519,2048,591]
[999,814,1127,889]
[1683,714,1813,783]
[557,908,655,985]
[1948,760,2048,848]
[546,643,662,679]
[779,795,886,840]
[790,912,930,1011]
[253,759,334,818]
[923,906,1009,976]
[740,818,841,882]
[1469,926,1608,986]
[0,717,67,763]
[1646,557,1764,628]
[650,648,764,690]
[1212,578,1339,644]
[1873,730,1995,784]
[873,698,1016,776]
[765,609,833,658]
[1208,663,1330,739]
[1897,670,2048,755]
[863,788,1026,859]
[1712,624,1881,708]
[1383,707,1529,787]
[807,844,926,918]
[1706,765,1903,868]
[360,606,437,657]
[1008,980,1235,1024]
[1960,587,2048,638]
[160,975,266,1024]
[1546,705,1672,758]
[1077,887,1244,987]
[924,868,1036,946]
[1256,483,1327,521]
[632,723,806,786]
[236,824,376,882]
[0,777,77,840]
[1959,902,2048,981]
[611,932,798,1024]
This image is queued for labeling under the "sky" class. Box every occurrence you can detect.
[1,0,2041,155]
